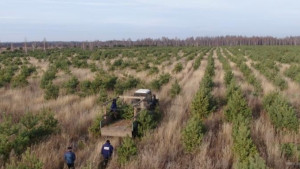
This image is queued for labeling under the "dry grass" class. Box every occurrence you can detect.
[53,71,72,86]
[244,56,276,95]
[224,49,300,169]
[70,67,95,81]
[221,49,255,97]
[175,58,194,82]
[1,50,209,168]
[28,57,49,73]
[252,114,287,169]
[109,52,209,169]
[191,50,233,169]
[193,122,233,169]
[2,48,300,169]
[0,73,107,168]
[277,62,300,110]
[0,78,43,116]
[212,50,226,99]
[222,49,277,167]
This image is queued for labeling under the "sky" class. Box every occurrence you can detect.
[0,0,300,42]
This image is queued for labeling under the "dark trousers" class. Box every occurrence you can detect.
[101,157,110,168]
[67,163,75,169]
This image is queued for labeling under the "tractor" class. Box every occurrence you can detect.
[100,89,158,137]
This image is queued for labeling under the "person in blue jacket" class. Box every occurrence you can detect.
[101,140,114,167]
[110,99,117,112]
[64,146,76,169]
[110,99,118,119]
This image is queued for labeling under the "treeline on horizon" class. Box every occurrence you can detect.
[1,36,300,49]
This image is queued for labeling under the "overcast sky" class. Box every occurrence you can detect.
[0,0,300,42]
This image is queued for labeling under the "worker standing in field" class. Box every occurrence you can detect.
[101,140,114,167]
[64,146,76,169]
[110,99,118,119]
[132,120,141,138]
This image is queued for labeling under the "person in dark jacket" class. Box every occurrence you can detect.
[132,120,141,138]
[101,140,114,167]
[110,99,118,119]
[64,146,76,169]
[110,99,117,112]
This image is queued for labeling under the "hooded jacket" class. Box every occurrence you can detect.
[101,142,114,158]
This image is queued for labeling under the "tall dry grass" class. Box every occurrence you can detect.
[224,48,300,169]
[220,49,255,97]
[70,67,95,81]
[107,52,209,169]
[277,62,300,110]
[2,48,299,169]
[1,50,201,168]
[0,60,110,168]
[189,49,233,169]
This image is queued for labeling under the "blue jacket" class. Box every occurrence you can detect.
[101,143,114,158]
[111,101,117,111]
[64,151,76,164]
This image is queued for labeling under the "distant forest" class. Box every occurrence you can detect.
[1,36,300,50]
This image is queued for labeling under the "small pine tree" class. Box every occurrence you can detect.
[182,117,205,152]
[263,92,299,132]
[234,154,267,169]
[44,83,59,100]
[97,88,108,103]
[173,63,183,73]
[137,110,158,136]
[170,80,181,97]
[40,67,56,89]
[6,149,43,169]
[88,114,102,137]
[232,115,257,161]
[117,137,137,165]
[191,87,211,119]
[225,88,251,122]
[224,72,234,86]
[65,76,79,94]
[280,143,296,160]
[225,79,238,99]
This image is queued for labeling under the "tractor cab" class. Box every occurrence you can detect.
[132,89,157,110]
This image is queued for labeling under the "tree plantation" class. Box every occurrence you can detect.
[0,45,300,169]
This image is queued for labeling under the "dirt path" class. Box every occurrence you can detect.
[108,50,210,169]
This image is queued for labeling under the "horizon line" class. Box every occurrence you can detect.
[1,35,300,43]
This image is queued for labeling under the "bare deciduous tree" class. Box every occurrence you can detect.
[24,38,28,54]
[3,36,300,50]
[10,43,14,51]
[43,38,47,52]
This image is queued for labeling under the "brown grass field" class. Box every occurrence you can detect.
[1,47,300,169]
